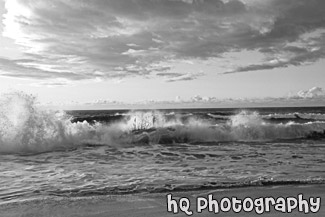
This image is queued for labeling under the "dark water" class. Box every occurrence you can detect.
[1,94,325,204]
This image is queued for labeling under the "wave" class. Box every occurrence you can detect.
[263,112,325,120]
[207,111,325,124]
[1,92,325,154]
[207,113,229,120]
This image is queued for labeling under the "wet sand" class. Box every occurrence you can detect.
[1,184,324,217]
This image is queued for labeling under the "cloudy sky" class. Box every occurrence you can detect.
[0,0,325,108]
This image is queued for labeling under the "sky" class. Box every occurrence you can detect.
[0,0,325,109]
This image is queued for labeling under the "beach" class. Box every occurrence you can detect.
[1,184,324,217]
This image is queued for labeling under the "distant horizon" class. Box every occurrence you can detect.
[57,102,325,111]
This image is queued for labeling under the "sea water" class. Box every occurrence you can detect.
[0,92,325,204]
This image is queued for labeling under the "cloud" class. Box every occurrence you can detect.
[0,57,86,80]
[86,99,122,105]
[224,0,325,74]
[296,87,325,99]
[46,86,325,109]
[137,87,325,106]
[2,0,325,81]
[164,72,202,82]
[225,38,325,74]
[29,80,72,87]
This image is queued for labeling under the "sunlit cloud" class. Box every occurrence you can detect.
[51,86,325,109]
[296,87,325,99]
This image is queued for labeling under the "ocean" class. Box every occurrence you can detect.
[1,93,325,205]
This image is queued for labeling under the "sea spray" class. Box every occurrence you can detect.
[0,92,114,153]
[0,92,75,153]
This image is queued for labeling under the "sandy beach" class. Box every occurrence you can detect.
[1,184,324,217]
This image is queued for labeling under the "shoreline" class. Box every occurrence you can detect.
[1,184,324,217]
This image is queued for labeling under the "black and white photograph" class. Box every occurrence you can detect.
[0,0,324,216]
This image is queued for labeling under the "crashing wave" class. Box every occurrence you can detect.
[1,92,325,154]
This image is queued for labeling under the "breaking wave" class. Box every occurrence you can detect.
[1,92,325,154]
[263,112,325,120]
